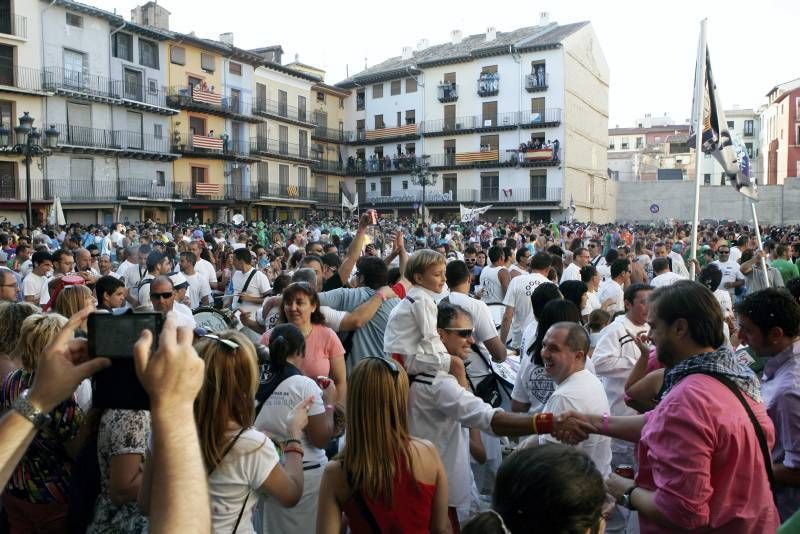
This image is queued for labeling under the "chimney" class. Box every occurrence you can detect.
[539,12,550,25]
[219,32,233,46]
[131,1,170,30]
[450,30,463,44]
[416,38,429,51]
[485,26,496,41]
[401,46,413,60]
[294,53,300,63]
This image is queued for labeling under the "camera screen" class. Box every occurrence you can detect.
[89,313,162,358]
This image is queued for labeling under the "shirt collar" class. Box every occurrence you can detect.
[763,339,800,380]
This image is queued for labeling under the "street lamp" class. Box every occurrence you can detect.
[0,112,60,229]
[410,154,438,222]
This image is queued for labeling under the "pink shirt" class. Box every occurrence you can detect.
[262,324,344,379]
[637,374,779,533]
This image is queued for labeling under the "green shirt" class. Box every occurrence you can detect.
[772,259,799,285]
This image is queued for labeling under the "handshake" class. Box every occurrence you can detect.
[550,411,599,445]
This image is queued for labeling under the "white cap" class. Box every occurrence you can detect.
[169,271,189,288]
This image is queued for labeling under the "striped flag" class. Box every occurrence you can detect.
[192,85,222,106]
[688,47,757,200]
[194,183,222,196]
[192,135,223,151]
[455,149,499,165]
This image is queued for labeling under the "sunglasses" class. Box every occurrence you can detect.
[150,291,174,300]
[364,356,399,376]
[202,333,240,350]
[718,250,730,254]
[443,327,473,338]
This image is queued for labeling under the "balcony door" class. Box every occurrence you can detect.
[444,104,455,131]
[123,68,143,101]
[278,90,287,117]
[70,157,93,199]
[0,161,15,199]
[482,101,497,127]
[256,83,266,111]
[230,165,243,191]
[279,164,289,195]
[63,49,87,88]
[229,88,241,114]
[0,44,13,86]
[126,111,143,150]
[66,102,91,146]
[444,139,456,166]
[189,116,205,136]
[191,166,207,196]
[231,121,243,153]
[257,123,268,151]
[442,173,457,201]
[480,172,499,201]
[530,170,547,200]
[298,130,308,158]
[298,95,307,122]
[278,125,288,155]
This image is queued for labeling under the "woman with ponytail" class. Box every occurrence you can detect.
[256,323,335,533]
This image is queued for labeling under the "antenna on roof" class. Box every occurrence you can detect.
[346,64,349,77]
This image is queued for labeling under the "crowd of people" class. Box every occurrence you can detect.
[0,212,798,533]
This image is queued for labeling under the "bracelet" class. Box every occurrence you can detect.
[284,438,302,448]
[602,412,609,435]
[531,414,538,434]
[284,447,304,458]
[534,413,554,434]
[325,404,335,411]
[377,291,387,302]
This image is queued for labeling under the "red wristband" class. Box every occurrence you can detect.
[535,413,554,434]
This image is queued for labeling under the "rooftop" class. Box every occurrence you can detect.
[609,125,690,136]
[337,21,588,87]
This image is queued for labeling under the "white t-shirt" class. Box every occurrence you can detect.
[519,319,539,358]
[447,292,498,348]
[254,374,327,465]
[650,271,683,288]
[479,266,505,304]
[583,290,601,316]
[184,271,212,308]
[231,268,271,313]
[167,309,196,330]
[502,273,550,349]
[713,259,744,297]
[560,262,581,283]
[208,428,279,534]
[597,279,624,315]
[195,258,218,288]
[22,272,47,300]
[538,369,612,478]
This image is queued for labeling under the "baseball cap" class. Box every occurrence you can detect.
[169,272,190,289]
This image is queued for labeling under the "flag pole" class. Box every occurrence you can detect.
[750,200,770,288]
[689,19,708,280]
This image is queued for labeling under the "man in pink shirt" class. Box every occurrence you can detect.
[567,281,779,533]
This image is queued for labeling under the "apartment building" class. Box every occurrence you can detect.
[759,78,800,185]
[700,107,759,185]
[337,15,612,222]
[607,121,693,182]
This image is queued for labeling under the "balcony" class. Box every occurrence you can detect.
[525,72,548,92]
[0,11,27,39]
[344,155,423,176]
[350,123,420,145]
[250,137,315,164]
[252,98,314,127]
[120,81,177,115]
[0,176,48,201]
[437,83,458,103]
[425,146,560,171]
[517,108,562,128]
[54,123,177,160]
[166,86,259,122]
[312,125,352,143]
[43,67,121,102]
[477,74,499,97]
[172,132,259,163]
[312,159,345,175]
[0,65,48,94]
[359,187,563,206]
[420,109,561,136]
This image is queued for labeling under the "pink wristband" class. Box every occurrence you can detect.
[602,412,609,435]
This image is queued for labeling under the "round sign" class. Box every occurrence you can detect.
[412,203,420,210]
[650,203,660,214]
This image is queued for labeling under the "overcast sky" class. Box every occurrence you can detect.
[91,0,798,127]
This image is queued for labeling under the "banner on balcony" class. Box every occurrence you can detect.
[460,204,492,223]
[342,192,358,212]
[687,46,757,200]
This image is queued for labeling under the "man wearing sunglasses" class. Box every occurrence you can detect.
[149,276,196,330]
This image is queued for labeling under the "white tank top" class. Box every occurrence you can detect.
[480,266,505,304]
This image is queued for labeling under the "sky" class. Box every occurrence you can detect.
[89,0,799,127]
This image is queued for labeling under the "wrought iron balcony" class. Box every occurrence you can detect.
[359,187,563,206]
[0,65,47,93]
[120,81,176,114]
[344,155,424,176]
[0,11,27,38]
[518,108,562,127]
[312,159,345,174]
[251,137,314,163]
[0,175,48,201]
[437,83,458,103]
[349,123,419,145]
[252,98,314,126]
[166,86,258,122]
[312,125,353,143]
[172,131,258,162]
[525,72,548,92]
[477,74,499,97]
[53,123,176,159]
[43,67,121,102]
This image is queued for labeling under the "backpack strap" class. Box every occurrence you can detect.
[346,470,382,533]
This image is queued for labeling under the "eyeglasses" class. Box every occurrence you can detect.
[588,244,596,248]
[150,291,174,300]
[443,327,473,338]
[718,250,730,254]
[364,356,399,376]
[202,333,240,350]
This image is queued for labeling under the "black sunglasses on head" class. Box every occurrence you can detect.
[364,356,399,376]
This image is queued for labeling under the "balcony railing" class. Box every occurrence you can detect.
[312,159,345,174]
[360,187,563,205]
[477,74,499,97]
[121,80,171,110]
[251,137,313,161]
[172,132,255,159]
[345,155,424,176]
[525,72,548,92]
[420,109,561,135]
[0,176,48,200]
[252,98,313,125]
[312,125,352,143]
[43,67,121,100]
[53,123,173,155]
[0,65,47,92]
[518,108,562,126]
[437,83,458,102]
[0,11,27,38]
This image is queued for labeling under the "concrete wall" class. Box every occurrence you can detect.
[614,178,800,224]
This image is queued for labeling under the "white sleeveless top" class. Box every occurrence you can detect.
[480,265,505,304]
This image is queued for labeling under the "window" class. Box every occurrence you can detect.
[531,97,545,119]
[402,180,408,190]
[278,125,288,154]
[298,167,308,193]
[123,68,143,101]
[443,173,457,196]
[636,137,644,149]
[316,91,325,103]
[148,79,158,94]
[372,83,383,99]
[370,182,376,192]
[126,111,143,149]
[744,120,754,136]
[381,177,391,196]
[228,61,242,75]
[156,170,166,186]
[339,97,344,109]
[279,165,289,193]
[406,78,417,93]
[374,114,385,129]
[0,45,12,86]
[620,137,629,150]
[704,173,711,185]
[298,96,307,122]
[66,12,83,27]
[356,119,365,139]
[669,142,689,154]
[745,142,754,158]
[170,45,185,65]
[726,120,734,129]
[190,166,206,186]
[390,80,401,95]
[608,142,615,150]
[278,90,287,116]
[482,101,497,126]
[200,53,215,72]
[480,134,499,151]
[154,124,163,139]
[229,88,241,113]
[0,161,16,198]
[299,130,308,158]
[480,172,499,201]
[0,101,11,134]
[189,116,206,135]
[113,33,133,61]
[63,49,87,87]
[139,38,159,68]
[356,90,365,111]
[529,170,547,199]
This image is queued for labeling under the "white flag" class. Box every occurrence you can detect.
[460,204,492,223]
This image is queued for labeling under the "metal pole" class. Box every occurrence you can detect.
[689,19,707,280]
[751,200,770,288]
[25,146,32,230]
[422,178,426,223]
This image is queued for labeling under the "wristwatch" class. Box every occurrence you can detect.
[12,389,51,430]
[619,485,638,510]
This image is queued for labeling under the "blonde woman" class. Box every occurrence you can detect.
[0,301,40,379]
[0,313,84,533]
[317,357,450,533]
[141,329,312,533]
[54,284,96,326]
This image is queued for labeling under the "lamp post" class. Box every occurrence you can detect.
[410,154,438,222]
[0,112,60,229]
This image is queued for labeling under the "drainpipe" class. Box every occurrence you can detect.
[40,0,58,207]
[109,20,126,220]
